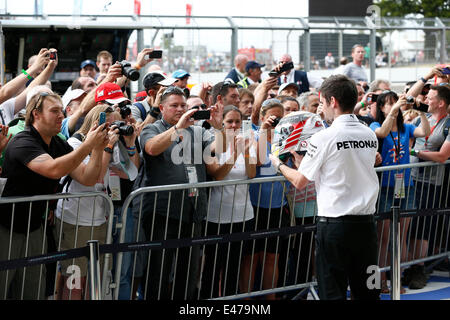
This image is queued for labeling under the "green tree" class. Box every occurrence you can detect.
[376,0,450,18]
[376,0,450,60]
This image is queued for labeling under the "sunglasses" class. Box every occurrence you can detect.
[191,104,207,110]
[32,92,60,111]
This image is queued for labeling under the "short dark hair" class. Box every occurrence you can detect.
[430,85,450,106]
[160,86,186,104]
[212,81,238,104]
[319,75,357,113]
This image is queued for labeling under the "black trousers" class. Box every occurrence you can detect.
[315,216,380,300]
[143,213,201,300]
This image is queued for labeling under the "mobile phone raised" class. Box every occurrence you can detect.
[99,112,106,126]
[269,61,294,77]
[193,110,211,120]
[241,120,252,138]
[147,50,163,59]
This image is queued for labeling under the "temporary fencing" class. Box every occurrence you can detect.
[0,161,448,300]
[0,192,114,300]
[111,160,449,300]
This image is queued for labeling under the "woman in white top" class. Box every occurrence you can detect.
[200,105,257,298]
[55,104,133,300]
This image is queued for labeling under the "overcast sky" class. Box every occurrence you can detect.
[3,0,309,17]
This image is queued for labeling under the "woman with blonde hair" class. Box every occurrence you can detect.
[55,104,138,299]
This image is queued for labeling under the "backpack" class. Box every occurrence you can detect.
[133,102,147,121]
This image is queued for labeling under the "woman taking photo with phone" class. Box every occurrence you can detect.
[200,105,257,299]
[369,91,430,294]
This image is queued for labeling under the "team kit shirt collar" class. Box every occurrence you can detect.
[299,113,379,218]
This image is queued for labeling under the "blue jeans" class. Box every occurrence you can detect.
[112,206,135,300]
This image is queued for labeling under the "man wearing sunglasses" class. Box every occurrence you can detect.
[0,90,109,299]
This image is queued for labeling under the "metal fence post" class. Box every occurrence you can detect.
[390,206,401,300]
[88,240,101,300]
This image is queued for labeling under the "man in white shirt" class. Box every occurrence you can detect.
[270,74,380,300]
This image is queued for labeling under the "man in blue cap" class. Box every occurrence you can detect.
[172,69,191,89]
[237,60,265,89]
[79,59,97,79]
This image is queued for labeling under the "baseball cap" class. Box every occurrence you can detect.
[172,69,190,79]
[95,82,129,104]
[142,71,177,89]
[80,59,96,69]
[134,90,148,102]
[62,89,86,110]
[245,61,265,73]
[278,82,299,95]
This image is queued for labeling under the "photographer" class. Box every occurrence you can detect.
[140,86,222,300]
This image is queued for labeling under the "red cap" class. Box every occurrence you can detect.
[95,82,129,104]
[134,90,147,102]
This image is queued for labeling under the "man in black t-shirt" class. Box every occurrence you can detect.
[0,90,108,300]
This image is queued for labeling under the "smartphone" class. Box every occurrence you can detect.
[99,112,106,127]
[49,52,57,60]
[241,120,252,138]
[193,110,211,120]
[269,61,294,77]
[371,94,379,103]
[442,67,450,75]
[147,50,163,59]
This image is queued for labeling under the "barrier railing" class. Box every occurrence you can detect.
[0,161,448,300]
[0,192,114,300]
[112,160,449,300]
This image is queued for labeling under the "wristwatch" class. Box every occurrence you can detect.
[104,143,114,154]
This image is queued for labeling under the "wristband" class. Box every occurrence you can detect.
[360,101,365,108]
[104,147,113,154]
[410,149,420,156]
[134,64,141,70]
[420,77,427,84]
[126,145,136,150]
[127,151,136,156]
[21,69,33,81]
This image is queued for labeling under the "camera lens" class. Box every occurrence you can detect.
[406,96,415,104]
[120,61,140,81]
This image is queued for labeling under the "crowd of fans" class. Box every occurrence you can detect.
[0,43,449,300]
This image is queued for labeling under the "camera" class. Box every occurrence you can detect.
[406,96,415,104]
[111,121,134,136]
[269,61,294,77]
[272,117,281,127]
[49,52,57,60]
[119,61,140,81]
[118,105,131,119]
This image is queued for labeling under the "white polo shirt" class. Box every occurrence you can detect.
[299,114,379,217]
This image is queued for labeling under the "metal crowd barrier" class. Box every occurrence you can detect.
[111,160,449,301]
[0,192,114,300]
[0,161,448,300]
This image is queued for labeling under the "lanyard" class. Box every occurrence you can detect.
[389,131,401,164]
[425,115,446,146]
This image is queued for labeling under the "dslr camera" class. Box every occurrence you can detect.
[119,61,140,81]
[111,121,134,136]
